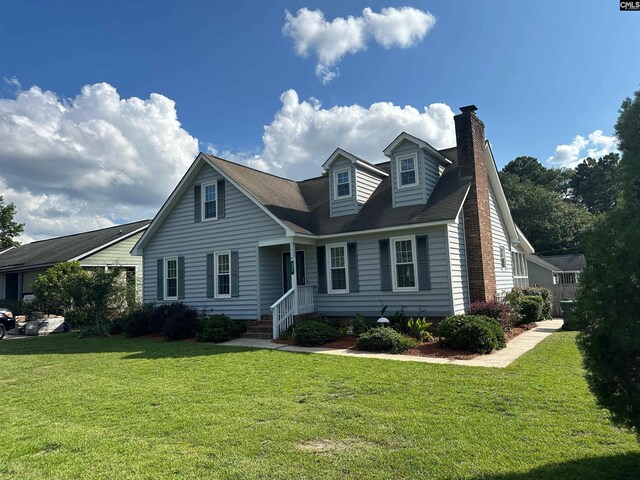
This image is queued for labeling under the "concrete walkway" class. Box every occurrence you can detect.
[217,319,564,368]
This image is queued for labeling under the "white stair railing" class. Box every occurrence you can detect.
[271,287,296,339]
[270,285,317,339]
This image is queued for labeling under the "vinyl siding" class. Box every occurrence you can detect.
[489,182,514,295]
[328,157,358,217]
[355,167,382,206]
[142,164,286,319]
[389,139,441,208]
[447,213,470,314]
[81,232,145,300]
[527,261,554,288]
[312,226,453,317]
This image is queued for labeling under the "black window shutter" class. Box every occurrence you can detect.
[347,242,359,293]
[178,256,185,299]
[206,254,214,298]
[217,180,225,218]
[379,239,392,291]
[157,259,164,300]
[416,235,431,291]
[194,184,202,222]
[231,250,239,297]
[316,246,327,294]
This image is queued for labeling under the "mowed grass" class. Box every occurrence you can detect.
[0,332,639,480]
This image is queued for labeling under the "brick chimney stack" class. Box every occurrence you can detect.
[454,105,497,303]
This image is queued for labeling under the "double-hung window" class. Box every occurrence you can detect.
[215,251,231,298]
[164,257,178,300]
[202,182,217,220]
[334,169,351,199]
[397,153,418,188]
[391,236,418,291]
[327,243,349,293]
[500,246,507,269]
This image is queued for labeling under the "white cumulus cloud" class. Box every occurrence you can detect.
[0,82,198,242]
[218,89,456,180]
[547,130,618,167]
[283,6,436,84]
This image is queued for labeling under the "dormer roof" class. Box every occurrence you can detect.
[321,148,388,177]
[383,132,453,166]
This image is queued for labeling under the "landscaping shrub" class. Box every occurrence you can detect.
[437,315,506,354]
[292,320,339,347]
[353,313,368,336]
[520,286,553,319]
[406,317,433,342]
[356,327,418,354]
[121,308,153,337]
[162,306,198,340]
[470,299,514,331]
[520,295,543,324]
[77,324,112,338]
[195,314,246,343]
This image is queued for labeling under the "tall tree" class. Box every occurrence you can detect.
[0,196,24,248]
[501,173,592,254]
[577,88,640,434]
[502,156,573,196]
[570,153,621,214]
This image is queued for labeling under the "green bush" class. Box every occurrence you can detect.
[506,286,553,320]
[195,314,246,343]
[353,313,368,336]
[162,306,199,340]
[356,327,418,354]
[437,315,506,354]
[292,321,339,347]
[77,324,112,338]
[406,317,433,342]
[121,307,153,337]
[520,295,543,324]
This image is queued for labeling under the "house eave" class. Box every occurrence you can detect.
[383,132,452,166]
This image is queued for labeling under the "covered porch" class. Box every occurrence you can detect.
[258,237,318,339]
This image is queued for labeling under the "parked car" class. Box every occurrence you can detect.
[0,308,16,339]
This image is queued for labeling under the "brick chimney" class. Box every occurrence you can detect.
[454,105,497,303]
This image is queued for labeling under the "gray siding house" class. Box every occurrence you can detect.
[0,220,149,303]
[133,106,533,338]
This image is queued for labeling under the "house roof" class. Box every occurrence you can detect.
[321,148,388,177]
[0,220,150,273]
[538,254,586,272]
[204,154,471,236]
[527,254,561,272]
[383,132,453,166]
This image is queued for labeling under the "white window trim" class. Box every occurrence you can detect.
[499,246,507,270]
[396,153,419,190]
[202,181,218,222]
[214,250,231,299]
[391,235,418,292]
[333,168,352,199]
[326,242,349,294]
[164,256,178,301]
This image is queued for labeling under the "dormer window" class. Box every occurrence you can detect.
[334,168,352,199]
[397,153,418,189]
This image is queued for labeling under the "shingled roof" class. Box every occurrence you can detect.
[0,220,150,273]
[538,254,586,271]
[204,152,470,236]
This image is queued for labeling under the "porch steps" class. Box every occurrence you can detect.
[243,319,273,339]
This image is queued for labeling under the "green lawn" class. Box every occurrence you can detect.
[0,332,639,480]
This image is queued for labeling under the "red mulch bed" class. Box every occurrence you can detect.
[318,323,538,359]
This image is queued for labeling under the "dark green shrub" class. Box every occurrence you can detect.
[520,286,553,319]
[148,302,190,334]
[292,321,339,347]
[162,306,198,340]
[437,315,506,354]
[356,327,418,354]
[77,324,111,337]
[520,295,543,324]
[353,313,368,336]
[196,314,246,343]
[122,309,152,337]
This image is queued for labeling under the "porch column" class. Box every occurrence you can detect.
[289,241,297,314]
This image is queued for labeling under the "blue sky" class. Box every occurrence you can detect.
[0,1,638,239]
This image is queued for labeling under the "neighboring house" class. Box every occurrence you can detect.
[0,220,150,302]
[527,253,586,315]
[132,105,534,338]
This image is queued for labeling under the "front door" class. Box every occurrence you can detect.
[283,251,306,293]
